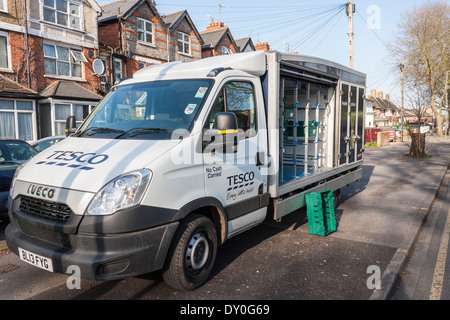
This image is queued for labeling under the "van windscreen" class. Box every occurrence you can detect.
[76,79,214,139]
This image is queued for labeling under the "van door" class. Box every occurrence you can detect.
[339,83,350,166]
[203,78,268,236]
[339,83,365,166]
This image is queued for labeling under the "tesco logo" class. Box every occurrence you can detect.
[46,150,109,165]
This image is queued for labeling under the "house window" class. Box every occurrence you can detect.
[0,0,6,12]
[137,18,153,44]
[178,32,190,55]
[44,43,86,78]
[53,103,92,135]
[42,0,81,30]
[0,99,35,141]
[0,32,10,69]
[114,58,122,83]
[221,46,231,54]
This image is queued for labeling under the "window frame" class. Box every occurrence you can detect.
[177,31,190,55]
[207,80,258,139]
[41,0,83,31]
[137,17,154,45]
[0,99,36,142]
[0,31,11,71]
[0,0,7,12]
[43,42,85,79]
[51,101,95,136]
[113,58,123,84]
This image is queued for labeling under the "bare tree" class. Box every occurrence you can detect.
[406,82,429,157]
[391,1,450,136]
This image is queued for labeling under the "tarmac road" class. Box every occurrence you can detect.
[0,135,449,302]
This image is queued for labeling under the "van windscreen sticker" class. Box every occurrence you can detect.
[35,150,109,171]
[194,87,208,98]
[184,104,197,115]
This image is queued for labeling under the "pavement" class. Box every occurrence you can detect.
[338,135,450,299]
[0,134,449,300]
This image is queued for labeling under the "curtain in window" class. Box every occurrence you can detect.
[0,35,8,69]
[0,112,15,138]
[18,113,32,141]
[55,103,70,135]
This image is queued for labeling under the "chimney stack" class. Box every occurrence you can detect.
[370,89,376,97]
[255,42,270,52]
[385,93,390,101]
[206,19,225,30]
[377,91,383,99]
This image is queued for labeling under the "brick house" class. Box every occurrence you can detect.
[365,90,400,127]
[235,37,255,53]
[98,0,203,90]
[200,19,239,58]
[0,0,103,141]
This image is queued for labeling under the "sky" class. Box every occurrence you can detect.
[95,0,434,106]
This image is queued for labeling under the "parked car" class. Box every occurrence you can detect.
[0,139,38,220]
[31,135,65,152]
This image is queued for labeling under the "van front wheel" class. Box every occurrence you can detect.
[162,214,218,291]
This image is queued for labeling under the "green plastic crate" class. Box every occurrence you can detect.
[283,121,318,137]
[305,190,336,236]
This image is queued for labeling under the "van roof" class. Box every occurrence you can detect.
[132,51,267,80]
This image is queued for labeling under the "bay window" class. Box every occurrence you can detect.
[0,99,35,141]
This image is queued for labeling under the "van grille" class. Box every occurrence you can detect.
[18,220,77,250]
[19,196,72,224]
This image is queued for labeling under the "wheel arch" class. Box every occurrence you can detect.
[172,197,228,245]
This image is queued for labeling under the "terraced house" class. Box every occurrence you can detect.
[0,0,103,141]
[97,0,203,89]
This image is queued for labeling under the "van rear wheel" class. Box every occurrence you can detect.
[162,214,218,291]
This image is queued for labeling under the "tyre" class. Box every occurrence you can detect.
[162,214,218,290]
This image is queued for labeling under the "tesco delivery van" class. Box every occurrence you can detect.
[6,51,366,290]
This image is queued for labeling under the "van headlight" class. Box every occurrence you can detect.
[87,169,151,215]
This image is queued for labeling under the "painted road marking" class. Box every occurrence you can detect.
[429,207,450,300]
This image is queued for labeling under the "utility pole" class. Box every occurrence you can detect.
[400,63,405,141]
[346,0,355,68]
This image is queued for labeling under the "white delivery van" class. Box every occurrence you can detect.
[6,51,366,290]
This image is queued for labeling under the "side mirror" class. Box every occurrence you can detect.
[65,116,77,136]
[203,112,239,154]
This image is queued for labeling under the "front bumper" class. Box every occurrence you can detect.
[5,198,179,280]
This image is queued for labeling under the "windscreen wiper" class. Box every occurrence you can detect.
[75,127,124,137]
[0,161,20,165]
[114,127,173,139]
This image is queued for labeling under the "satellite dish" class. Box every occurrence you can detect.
[92,58,105,75]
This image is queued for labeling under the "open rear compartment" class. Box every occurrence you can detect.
[279,77,336,186]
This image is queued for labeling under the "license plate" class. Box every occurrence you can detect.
[18,247,54,272]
